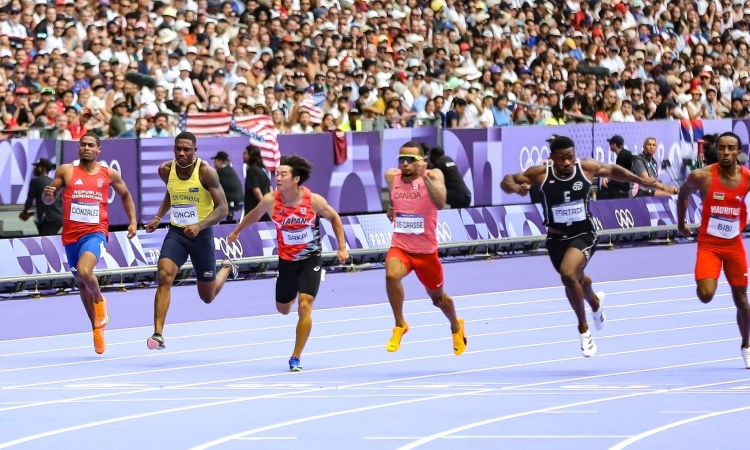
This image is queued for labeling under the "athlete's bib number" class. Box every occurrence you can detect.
[171,203,199,226]
[707,215,740,239]
[70,200,99,224]
[394,213,425,234]
[282,227,313,245]
[551,200,586,223]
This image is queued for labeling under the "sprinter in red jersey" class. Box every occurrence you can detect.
[384,141,467,356]
[228,155,348,372]
[677,131,750,369]
[42,133,137,354]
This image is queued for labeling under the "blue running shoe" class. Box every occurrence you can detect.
[289,357,302,372]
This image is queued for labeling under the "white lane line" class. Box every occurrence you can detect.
[0,292,731,374]
[394,377,750,450]
[0,272,699,344]
[0,280,711,358]
[0,334,740,449]
[609,405,750,449]
[364,435,632,440]
[2,308,735,393]
[188,375,750,449]
[234,437,297,440]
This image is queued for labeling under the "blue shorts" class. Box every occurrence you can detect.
[64,232,107,276]
[159,226,217,282]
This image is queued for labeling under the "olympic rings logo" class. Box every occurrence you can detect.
[614,209,635,229]
[217,237,243,259]
[519,145,550,171]
[436,222,452,243]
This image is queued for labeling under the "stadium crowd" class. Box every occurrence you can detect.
[1,0,749,137]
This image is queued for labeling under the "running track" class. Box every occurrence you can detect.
[1,240,750,449]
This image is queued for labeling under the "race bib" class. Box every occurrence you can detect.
[171,203,199,226]
[70,200,99,224]
[551,200,587,223]
[394,213,425,234]
[707,215,740,239]
[282,227,313,245]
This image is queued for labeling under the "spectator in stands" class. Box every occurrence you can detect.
[599,135,634,199]
[632,137,679,197]
[243,145,271,222]
[429,146,472,209]
[19,158,62,236]
[108,97,128,137]
[147,112,171,137]
[211,151,244,223]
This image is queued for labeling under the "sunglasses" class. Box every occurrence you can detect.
[397,154,423,164]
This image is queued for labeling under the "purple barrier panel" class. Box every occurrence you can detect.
[500,124,593,205]
[62,139,141,227]
[138,137,248,221]
[587,200,606,233]
[593,121,687,187]
[0,139,56,205]
[660,193,704,227]
[441,128,503,207]
[435,209,471,245]
[286,131,382,214]
[501,203,548,237]
[381,128,439,181]
[639,196,678,227]
[457,206,504,240]
[595,198,651,230]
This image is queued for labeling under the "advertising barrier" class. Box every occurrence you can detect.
[0,195,705,279]
[0,120,743,221]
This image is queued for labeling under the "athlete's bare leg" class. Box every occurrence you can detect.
[196,264,233,304]
[559,248,591,334]
[697,278,718,304]
[154,258,179,336]
[75,251,103,327]
[426,288,460,334]
[292,293,314,357]
[731,285,750,349]
[385,257,408,328]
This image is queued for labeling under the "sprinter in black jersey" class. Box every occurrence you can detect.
[502,136,658,357]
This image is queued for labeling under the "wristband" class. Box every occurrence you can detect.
[154,215,162,221]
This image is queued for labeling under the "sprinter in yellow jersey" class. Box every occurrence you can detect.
[143,131,236,350]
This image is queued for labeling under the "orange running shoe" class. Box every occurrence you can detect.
[452,318,467,356]
[386,324,409,352]
[93,328,106,354]
[93,296,108,329]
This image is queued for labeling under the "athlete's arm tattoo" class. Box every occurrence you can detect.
[110,168,137,226]
[198,163,229,230]
[423,169,447,209]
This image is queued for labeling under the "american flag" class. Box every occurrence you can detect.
[298,95,324,124]
[230,115,281,171]
[177,112,234,135]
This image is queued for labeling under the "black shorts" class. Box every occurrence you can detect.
[159,226,217,282]
[545,231,598,273]
[276,256,322,304]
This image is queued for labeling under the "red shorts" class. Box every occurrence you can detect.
[386,247,444,290]
[695,242,748,287]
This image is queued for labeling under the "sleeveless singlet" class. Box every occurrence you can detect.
[539,159,594,235]
[698,164,750,245]
[167,158,214,227]
[390,170,438,254]
[62,162,110,246]
[271,186,322,261]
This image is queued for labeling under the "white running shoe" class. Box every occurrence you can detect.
[742,348,750,369]
[580,331,597,358]
[592,291,606,331]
